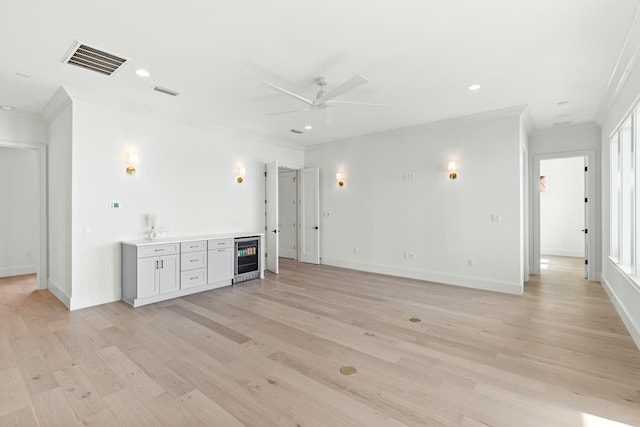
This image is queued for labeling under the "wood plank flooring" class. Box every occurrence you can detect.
[0,256,638,426]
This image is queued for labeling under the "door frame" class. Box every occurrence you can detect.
[0,141,48,290]
[532,150,596,279]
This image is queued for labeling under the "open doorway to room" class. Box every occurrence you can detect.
[264,162,320,274]
[535,154,591,279]
[0,144,45,290]
[278,168,298,260]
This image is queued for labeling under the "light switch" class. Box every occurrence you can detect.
[111,201,120,209]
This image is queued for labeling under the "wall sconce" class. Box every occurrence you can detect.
[448,161,457,180]
[236,167,246,183]
[336,172,345,187]
[126,153,139,175]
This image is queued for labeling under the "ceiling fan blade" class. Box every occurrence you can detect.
[265,108,311,116]
[326,100,391,107]
[267,83,314,106]
[316,74,369,105]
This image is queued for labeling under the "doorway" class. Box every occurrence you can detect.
[539,156,586,276]
[264,162,320,274]
[0,142,47,290]
[532,150,595,280]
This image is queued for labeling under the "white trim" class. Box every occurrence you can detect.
[540,250,585,257]
[0,265,37,278]
[48,279,71,309]
[601,272,640,351]
[321,257,523,296]
[306,105,528,151]
[0,141,48,292]
[532,150,597,281]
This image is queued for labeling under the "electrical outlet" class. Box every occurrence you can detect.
[353,248,359,254]
[468,258,476,267]
[26,250,32,258]
[491,214,501,223]
[409,253,416,260]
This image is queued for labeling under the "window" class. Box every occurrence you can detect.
[610,111,637,276]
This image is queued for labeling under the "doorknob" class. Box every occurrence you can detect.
[314,226,319,230]
[272,229,278,234]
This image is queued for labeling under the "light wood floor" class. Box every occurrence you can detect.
[1,257,639,426]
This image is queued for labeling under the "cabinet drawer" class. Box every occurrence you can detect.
[181,240,207,253]
[181,252,206,271]
[208,238,233,249]
[138,244,179,258]
[181,268,207,289]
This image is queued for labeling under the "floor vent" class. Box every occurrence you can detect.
[153,86,180,96]
[63,41,128,76]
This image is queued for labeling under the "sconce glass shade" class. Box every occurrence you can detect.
[126,153,138,175]
[236,167,246,183]
[448,161,457,179]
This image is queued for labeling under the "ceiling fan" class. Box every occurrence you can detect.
[266,74,389,117]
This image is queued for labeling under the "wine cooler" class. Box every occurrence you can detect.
[234,237,260,283]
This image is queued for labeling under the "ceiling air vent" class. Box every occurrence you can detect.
[290,129,304,134]
[153,86,180,96]
[63,41,128,76]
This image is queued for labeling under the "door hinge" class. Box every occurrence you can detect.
[265,199,267,204]
[265,252,268,258]
[584,228,588,234]
[584,166,588,172]
[585,259,588,265]
[585,197,588,203]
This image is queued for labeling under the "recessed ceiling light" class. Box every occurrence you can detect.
[468,84,482,91]
[1,106,14,111]
[135,69,150,77]
[304,125,313,130]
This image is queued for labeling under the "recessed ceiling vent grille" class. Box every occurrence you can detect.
[153,86,180,96]
[63,41,128,76]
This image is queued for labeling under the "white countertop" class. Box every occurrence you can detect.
[122,232,264,247]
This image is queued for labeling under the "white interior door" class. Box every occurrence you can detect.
[583,158,589,279]
[265,161,279,274]
[299,167,320,264]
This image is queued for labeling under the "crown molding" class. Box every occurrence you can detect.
[595,3,640,125]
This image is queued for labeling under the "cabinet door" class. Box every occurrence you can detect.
[208,248,233,283]
[137,257,159,299]
[159,254,180,294]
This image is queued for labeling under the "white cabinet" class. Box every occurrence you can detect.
[122,234,264,308]
[207,247,234,284]
[181,240,207,289]
[135,244,180,298]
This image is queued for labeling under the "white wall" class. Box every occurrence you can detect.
[600,45,640,349]
[68,100,304,309]
[540,157,585,257]
[0,111,47,143]
[0,110,47,283]
[528,123,601,278]
[0,147,38,277]
[46,95,73,306]
[306,109,525,295]
[278,169,297,259]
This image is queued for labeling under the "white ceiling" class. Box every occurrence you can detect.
[1,0,639,145]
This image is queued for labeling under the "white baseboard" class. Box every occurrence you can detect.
[601,274,640,351]
[540,249,584,257]
[48,279,71,309]
[0,264,37,278]
[320,258,523,295]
